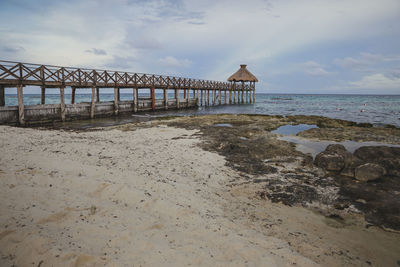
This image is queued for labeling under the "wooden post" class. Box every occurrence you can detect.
[175,89,180,109]
[17,85,24,125]
[196,89,199,105]
[229,88,232,104]
[200,90,203,106]
[133,88,138,112]
[0,86,4,106]
[224,90,227,105]
[164,89,168,110]
[253,88,256,103]
[246,89,248,103]
[218,89,221,105]
[96,87,100,102]
[234,89,236,104]
[60,86,66,122]
[212,90,215,105]
[118,88,120,101]
[241,81,244,104]
[183,89,186,99]
[114,87,119,115]
[186,88,189,107]
[41,86,46,104]
[71,87,76,104]
[207,90,210,106]
[90,87,95,119]
[249,85,252,104]
[151,87,155,111]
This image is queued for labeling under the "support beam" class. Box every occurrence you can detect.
[164,89,168,110]
[246,90,248,103]
[253,88,256,103]
[90,87,95,119]
[0,86,4,106]
[224,90,227,105]
[175,89,180,109]
[133,88,138,112]
[96,87,100,102]
[207,90,210,106]
[201,90,203,106]
[17,85,24,125]
[71,87,76,104]
[241,81,245,104]
[186,88,190,107]
[229,89,232,104]
[249,89,252,104]
[218,89,221,105]
[196,89,199,106]
[114,87,119,115]
[151,87,155,111]
[234,89,236,104]
[118,88,120,101]
[41,86,46,104]
[212,90,216,105]
[60,87,66,122]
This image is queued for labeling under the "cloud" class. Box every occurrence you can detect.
[1,45,25,53]
[128,37,162,50]
[85,48,107,55]
[1,0,400,93]
[159,56,192,68]
[334,52,400,70]
[301,61,332,76]
[349,73,400,90]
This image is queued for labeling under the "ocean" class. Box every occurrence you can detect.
[3,93,400,127]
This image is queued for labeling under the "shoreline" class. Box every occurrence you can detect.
[1,114,399,266]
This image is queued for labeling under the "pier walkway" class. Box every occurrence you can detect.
[0,60,256,125]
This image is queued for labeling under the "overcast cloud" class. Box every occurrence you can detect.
[0,0,399,94]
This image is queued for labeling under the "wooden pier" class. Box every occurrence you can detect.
[0,60,257,125]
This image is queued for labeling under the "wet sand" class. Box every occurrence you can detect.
[1,115,399,266]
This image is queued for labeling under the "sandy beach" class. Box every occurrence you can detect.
[1,115,400,266]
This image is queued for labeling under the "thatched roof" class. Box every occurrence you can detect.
[227,64,258,82]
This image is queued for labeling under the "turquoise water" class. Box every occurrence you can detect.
[3,93,400,127]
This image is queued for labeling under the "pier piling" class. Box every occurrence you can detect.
[90,87,95,119]
[0,86,4,106]
[114,88,119,115]
[41,86,46,104]
[17,85,24,125]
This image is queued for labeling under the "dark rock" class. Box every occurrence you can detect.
[314,144,353,172]
[354,146,400,176]
[357,122,373,128]
[315,153,345,171]
[355,163,386,182]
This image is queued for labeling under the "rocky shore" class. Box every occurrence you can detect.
[142,114,400,231]
[1,114,399,266]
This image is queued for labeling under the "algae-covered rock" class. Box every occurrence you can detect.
[314,144,352,172]
[354,146,400,176]
[354,163,386,182]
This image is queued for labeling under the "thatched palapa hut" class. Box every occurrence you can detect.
[228,64,258,104]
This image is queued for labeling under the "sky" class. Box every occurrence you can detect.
[0,0,400,94]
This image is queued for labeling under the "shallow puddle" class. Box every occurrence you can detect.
[272,124,318,135]
[213,123,233,128]
[278,135,400,158]
[273,123,400,157]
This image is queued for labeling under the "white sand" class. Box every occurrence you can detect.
[0,124,399,266]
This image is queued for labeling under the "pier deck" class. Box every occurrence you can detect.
[0,60,256,125]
